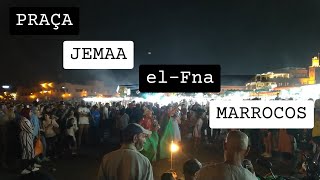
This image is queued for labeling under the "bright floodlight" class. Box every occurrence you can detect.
[170,141,179,153]
[2,85,9,89]
[116,86,120,93]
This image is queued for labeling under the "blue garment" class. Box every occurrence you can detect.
[40,135,47,158]
[31,114,40,138]
[14,112,21,124]
[91,110,101,127]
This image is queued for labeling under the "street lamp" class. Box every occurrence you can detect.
[170,140,179,170]
[2,85,10,89]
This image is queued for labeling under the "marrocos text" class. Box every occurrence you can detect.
[216,106,306,119]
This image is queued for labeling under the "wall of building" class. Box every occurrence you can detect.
[246,57,320,90]
[17,81,114,102]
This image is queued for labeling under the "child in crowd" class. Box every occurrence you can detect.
[193,109,205,153]
[65,109,78,155]
[183,159,202,180]
[161,171,178,180]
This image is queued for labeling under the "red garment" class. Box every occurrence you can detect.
[181,108,187,115]
[139,117,152,130]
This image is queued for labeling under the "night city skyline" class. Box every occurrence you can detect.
[1,2,320,179]
[1,0,320,86]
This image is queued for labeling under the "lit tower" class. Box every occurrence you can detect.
[312,56,319,67]
[309,56,320,84]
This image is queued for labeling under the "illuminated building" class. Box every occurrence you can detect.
[246,56,320,90]
[120,75,253,98]
[219,75,253,94]
[17,80,114,102]
[0,84,17,100]
[116,84,140,97]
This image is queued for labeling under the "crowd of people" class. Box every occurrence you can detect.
[0,100,205,174]
[0,98,320,179]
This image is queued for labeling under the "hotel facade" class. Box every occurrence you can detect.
[246,56,320,90]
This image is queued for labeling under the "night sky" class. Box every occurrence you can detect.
[1,0,320,87]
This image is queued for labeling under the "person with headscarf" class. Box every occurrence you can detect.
[139,108,160,162]
[171,105,181,143]
[0,104,9,169]
[19,108,40,174]
[139,108,153,131]
[159,106,175,159]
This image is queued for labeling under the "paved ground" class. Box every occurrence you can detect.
[0,137,304,180]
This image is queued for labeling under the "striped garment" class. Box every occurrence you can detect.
[20,117,34,160]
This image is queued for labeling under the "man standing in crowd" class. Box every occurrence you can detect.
[77,101,90,147]
[0,105,9,169]
[97,123,154,180]
[197,130,257,180]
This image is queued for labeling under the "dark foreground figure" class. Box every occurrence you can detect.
[20,171,55,180]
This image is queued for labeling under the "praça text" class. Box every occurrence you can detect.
[16,14,73,30]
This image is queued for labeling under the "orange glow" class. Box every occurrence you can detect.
[40,83,47,88]
[40,90,52,94]
[62,93,72,98]
[11,93,17,98]
[81,90,88,97]
[29,95,36,99]
[170,141,179,153]
[40,82,53,89]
